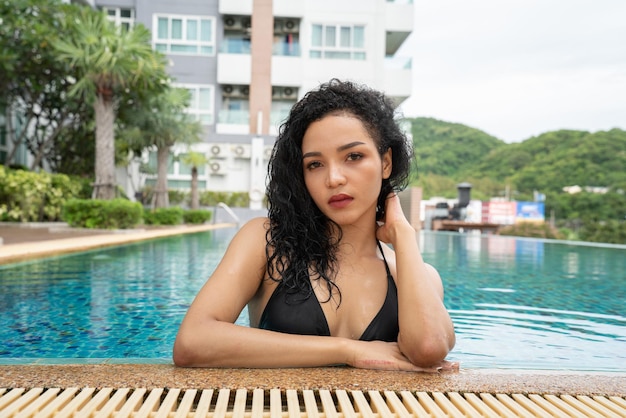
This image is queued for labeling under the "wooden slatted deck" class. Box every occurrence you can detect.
[1,387,625,417]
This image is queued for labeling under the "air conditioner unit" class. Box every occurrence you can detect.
[223,85,249,99]
[284,19,299,33]
[210,144,228,158]
[223,16,242,30]
[209,161,227,175]
[231,144,251,159]
[241,18,251,30]
[283,87,297,99]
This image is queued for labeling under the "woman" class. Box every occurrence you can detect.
[173,80,456,371]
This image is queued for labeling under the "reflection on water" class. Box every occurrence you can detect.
[421,231,626,371]
[1,229,624,371]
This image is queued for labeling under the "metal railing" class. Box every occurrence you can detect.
[212,202,240,227]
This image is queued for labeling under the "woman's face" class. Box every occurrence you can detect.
[301,113,392,227]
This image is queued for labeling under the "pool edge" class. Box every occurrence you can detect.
[1,364,625,396]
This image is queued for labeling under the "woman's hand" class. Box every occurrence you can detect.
[348,340,459,373]
[376,193,413,245]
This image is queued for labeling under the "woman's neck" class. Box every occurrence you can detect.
[334,220,379,258]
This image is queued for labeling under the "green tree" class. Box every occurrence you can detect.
[179,151,209,210]
[122,87,203,208]
[0,0,93,172]
[52,7,168,199]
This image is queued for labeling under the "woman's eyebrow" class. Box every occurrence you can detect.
[337,141,366,152]
[302,141,366,159]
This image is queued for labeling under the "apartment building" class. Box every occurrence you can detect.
[3,0,414,208]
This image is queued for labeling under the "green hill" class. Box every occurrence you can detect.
[407,117,626,243]
[408,117,626,197]
[410,117,506,178]
[463,128,626,193]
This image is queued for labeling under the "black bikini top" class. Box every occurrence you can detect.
[258,242,399,342]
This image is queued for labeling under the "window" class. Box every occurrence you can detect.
[310,24,366,60]
[177,84,215,125]
[100,7,135,31]
[154,15,216,56]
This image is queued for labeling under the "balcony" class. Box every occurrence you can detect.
[221,38,251,54]
[383,56,412,106]
[219,0,252,16]
[385,0,414,55]
[217,53,251,85]
[217,108,250,134]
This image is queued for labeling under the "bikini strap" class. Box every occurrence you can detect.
[376,240,393,278]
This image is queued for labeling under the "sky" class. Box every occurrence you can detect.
[397,0,626,143]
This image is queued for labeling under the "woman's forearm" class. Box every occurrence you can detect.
[391,226,456,367]
[174,319,353,368]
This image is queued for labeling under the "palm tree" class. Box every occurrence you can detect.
[123,86,203,209]
[179,151,209,210]
[53,7,167,199]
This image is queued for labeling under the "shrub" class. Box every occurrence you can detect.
[199,190,251,208]
[62,199,143,229]
[183,209,212,224]
[168,189,188,205]
[0,165,84,222]
[499,222,564,239]
[143,207,184,225]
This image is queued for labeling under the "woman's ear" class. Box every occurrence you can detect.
[382,148,392,179]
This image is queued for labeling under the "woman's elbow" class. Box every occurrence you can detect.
[400,334,455,368]
[172,332,217,367]
[172,336,197,367]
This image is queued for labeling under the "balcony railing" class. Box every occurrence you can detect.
[273,40,300,57]
[384,55,412,69]
[218,109,250,125]
[220,38,251,54]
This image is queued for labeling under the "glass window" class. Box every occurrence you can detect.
[153,15,216,56]
[340,27,351,48]
[310,24,366,60]
[324,26,336,47]
[353,25,365,48]
[199,88,212,110]
[157,18,168,39]
[200,20,212,42]
[171,19,182,40]
[311,24,322,47]
[177,84,215,125]
[187,19,198,41]
[101,7,135,30]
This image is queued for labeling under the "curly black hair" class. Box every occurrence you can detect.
[265,79,414,301]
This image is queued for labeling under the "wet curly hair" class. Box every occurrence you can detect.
[265,79,414,300]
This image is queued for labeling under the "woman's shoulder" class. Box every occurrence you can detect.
[239,216,270,235]
[227,217,270,249]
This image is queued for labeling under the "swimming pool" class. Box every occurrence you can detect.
[1,228,624,371]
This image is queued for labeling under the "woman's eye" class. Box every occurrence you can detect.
[347,152,363,161]
[306,161,322,170]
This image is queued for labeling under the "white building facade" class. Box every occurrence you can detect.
[2,0,414,208]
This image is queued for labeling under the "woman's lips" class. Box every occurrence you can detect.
[328,194,353,208]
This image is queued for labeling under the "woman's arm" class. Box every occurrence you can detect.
[376,194,456,368]
[173,217,432,370]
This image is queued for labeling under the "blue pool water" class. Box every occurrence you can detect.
[1,228,624,371]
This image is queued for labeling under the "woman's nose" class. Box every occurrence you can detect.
[326,164,346,188]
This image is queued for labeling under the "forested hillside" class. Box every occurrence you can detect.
[410,117,506,177]
[407,117,626,243]
[409,117,626,197]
